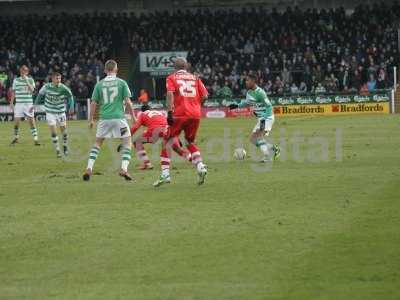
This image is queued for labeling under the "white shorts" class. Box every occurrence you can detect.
[46,112,67,127]
[96,119,131,139]
[14,103,34,118]
[252,116,275,136]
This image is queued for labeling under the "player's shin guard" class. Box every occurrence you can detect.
[87,146,100,170]
[51,133,60,152]
[256,139,272,158]
[134,141,151,166]
[62,131,68,147]
[30,127,38,141]
[187,143,207,185]
[187,143,204,168]
[121,147,132,172]
[160,148,170,177]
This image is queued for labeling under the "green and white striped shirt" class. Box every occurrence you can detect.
[36,83,74,114]
[12,76,35,103]
[239,86,273,119]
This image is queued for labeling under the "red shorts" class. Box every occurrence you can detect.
[169,118,200,143]
[141,126,168,143]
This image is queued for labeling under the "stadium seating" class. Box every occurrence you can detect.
[0,3,398,101]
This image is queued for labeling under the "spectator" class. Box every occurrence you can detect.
[315,83,327,94]
[376,69,387,90]
[299,81,307,93]
[360,83,369,95]
[290,83,299,94]
[367,74,377,92]
[273,76,284,94]
[138,89,150,104]
[281,67,291,86]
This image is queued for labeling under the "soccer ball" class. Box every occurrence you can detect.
[234,148,247,160]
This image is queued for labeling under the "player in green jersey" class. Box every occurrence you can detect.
[10,65,40,146]
[35,72,75,158]
[83,60,135,181]
[229,73,280,162]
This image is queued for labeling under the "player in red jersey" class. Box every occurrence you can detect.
[153,57,209,187]
[117,104,192,169]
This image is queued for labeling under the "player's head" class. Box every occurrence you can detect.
[105,59,118,75]
[51,72,62,86]
[245,73,258,89]
[174,57,187,71]
[20,65,29,76]
[141,104,150,112]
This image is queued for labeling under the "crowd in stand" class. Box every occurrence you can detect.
[0,3,399,101]
[131,3,399,97]
[0,13,121,100]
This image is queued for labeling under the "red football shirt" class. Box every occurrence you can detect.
[166,70,208,119]
[131,110,167,135]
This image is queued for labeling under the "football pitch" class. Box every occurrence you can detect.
[0,115,399,300]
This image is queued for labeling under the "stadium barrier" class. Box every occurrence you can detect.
[0,91,392,122]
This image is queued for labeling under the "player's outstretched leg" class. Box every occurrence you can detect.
[83,143,101,181]
[171,137,192,162]
[119,137,133,181]
[10,118,21,145]
[134,139,153,170]
[187,143,207,185]
[253,136,279,162]
[153,145,171,187]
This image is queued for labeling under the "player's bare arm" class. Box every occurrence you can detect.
[166,91,174,126]
[166,91,174,112]
[9,91,15,110]
[88,100,97,128]
[125,97,136,123]
[68,101,75,117]
[24,78,35,93]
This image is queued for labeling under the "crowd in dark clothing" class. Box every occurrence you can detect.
[0,3,399,101]
[131,3,399,96]
[0,13,118,100]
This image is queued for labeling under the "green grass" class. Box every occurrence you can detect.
[0,115,399,300]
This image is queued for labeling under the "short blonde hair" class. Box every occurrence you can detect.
[105,60,118,72]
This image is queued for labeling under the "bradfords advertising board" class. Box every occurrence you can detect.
[139,51,188,76]
[273,102,390,117]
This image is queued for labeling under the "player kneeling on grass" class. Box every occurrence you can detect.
[153,57,208,187]
[117,104,192,170]
[229,73,280,163]
[10,65,40,146]
[83,60,135,182]
[35,72,74,158]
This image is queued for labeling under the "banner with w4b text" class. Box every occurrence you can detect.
[139,51,188,76]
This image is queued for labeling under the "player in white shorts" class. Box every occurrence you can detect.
[95,119,131,139]
[229,73,280,162]
[83,59,135,181]
[252,115,275,135]
[36,72,74,158]
[10,65,40,145]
